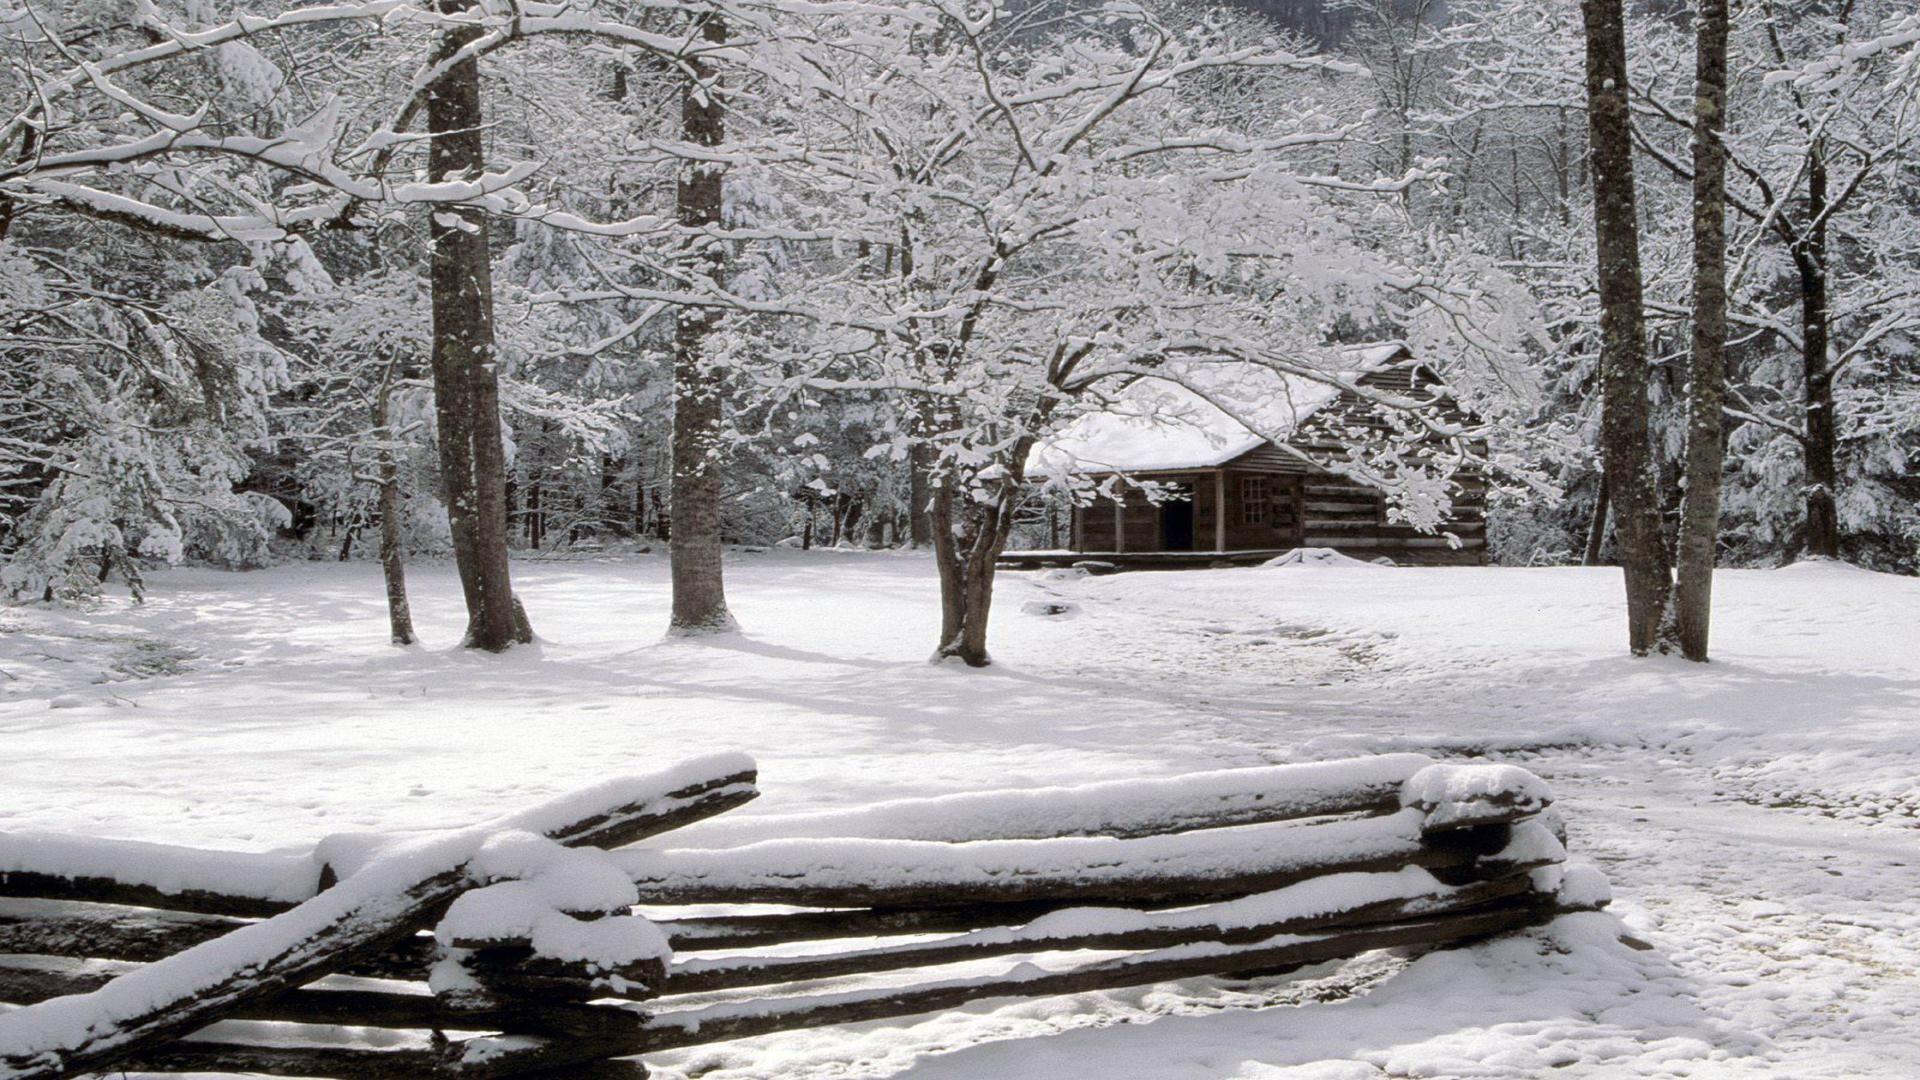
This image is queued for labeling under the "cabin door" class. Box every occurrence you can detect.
[1158,485,1195,551]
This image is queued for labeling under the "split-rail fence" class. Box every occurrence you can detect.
[0,751,1608,1078]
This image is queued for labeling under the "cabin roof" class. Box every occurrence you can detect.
[1025,343,1410,477]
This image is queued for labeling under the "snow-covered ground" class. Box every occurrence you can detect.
[2,551,1916,1078]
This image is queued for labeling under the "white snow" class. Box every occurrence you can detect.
[1,551,1916,1077]
[1261,548,1382,569]
[435,829,668,969]
[0,830,319,904]
[1025,345,1407,477]
[618,811,1431,900]
[0,757,728,1069]
[1400,762,1554,830]
[669,753,1430,848]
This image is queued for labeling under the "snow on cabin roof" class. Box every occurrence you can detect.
[1026,343,1410,477]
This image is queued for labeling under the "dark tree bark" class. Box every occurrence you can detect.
[1580,0,1672,655]
[425,13,531,651]
[1672,0,1729,661]
[928,466,1024,668]
[668,11,736,635]
[1793,146,1841,559]
[908,443,932,547]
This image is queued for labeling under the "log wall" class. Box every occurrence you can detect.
[1060,360,1488,564]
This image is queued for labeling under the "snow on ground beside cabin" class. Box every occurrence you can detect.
[1,550,1916,1078]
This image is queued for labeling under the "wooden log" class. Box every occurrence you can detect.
[0,954,641,1035]
[0,897,248,962]
[0,835,316,918]
[458,945,668,1002]
[122,897,1600,1079]
[658,901,1088,950]
[503,955,667,998]
[124,1032,651,1080]
[0,754,754,1080]
[550,765,758,851]
[653,874,1536,996]
[117,1041,442,1078]
[668,754,1431,849]
[656,819,1552,952]
[0,760,757,920]
[633,901,1559,1054]
[619,809,1474,909]
[0,872,297,921]
[0,897,437,981]
[2,827,1548,974]
[422,902,1558,1080]
[1398,764,1553,834]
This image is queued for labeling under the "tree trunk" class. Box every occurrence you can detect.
[425,12,530,651]
[1555,107,1572,226]
[1671,0,1728,662]
[842,497,865,547]
[1795,147,1840,559]
[668,10,735,635]
[928,471,1020,668]
[526,476,543,550]
[1582,471,1610,566]
[375,384,417,647]
[379,469,415,647]
[908,443,932,548]
[1580,0,1672,655]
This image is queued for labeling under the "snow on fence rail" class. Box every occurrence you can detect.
[0,754,1607,1079]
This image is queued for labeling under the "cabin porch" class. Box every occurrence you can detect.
[1063,467,1306,555]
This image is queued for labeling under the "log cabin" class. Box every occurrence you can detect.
[1015,344,1487,568]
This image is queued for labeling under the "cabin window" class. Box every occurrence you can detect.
[1241,477,1269,525]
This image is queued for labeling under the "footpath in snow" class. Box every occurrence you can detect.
[1,550,1915,1078]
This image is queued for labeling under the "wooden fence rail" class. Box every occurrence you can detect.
[0,752,1607,1079]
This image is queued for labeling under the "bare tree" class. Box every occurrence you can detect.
[425,8,533,651]
[1671,0,1729,661]
[668,10,736,635]
[1580,0,1672,654]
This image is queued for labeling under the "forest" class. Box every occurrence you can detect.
[2,3,1919,1075]
[4,0,1916,665]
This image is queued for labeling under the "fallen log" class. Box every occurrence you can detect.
[0,754,754,1080]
